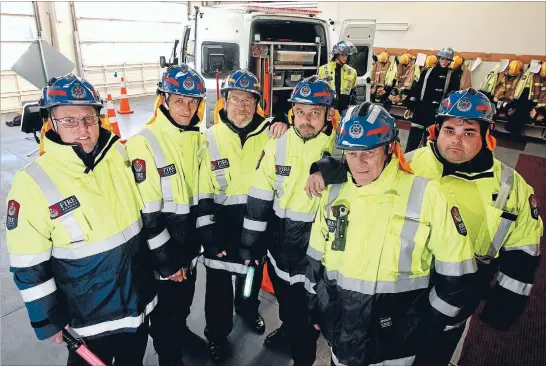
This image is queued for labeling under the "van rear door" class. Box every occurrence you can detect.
[338,19,376,103]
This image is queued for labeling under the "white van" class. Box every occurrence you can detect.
[161,4,376,127]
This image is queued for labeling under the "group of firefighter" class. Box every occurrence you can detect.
[5,40,543,366]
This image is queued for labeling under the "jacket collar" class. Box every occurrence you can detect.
[429,142,494,177]
[157,105,200,132]
[43,127,118,172]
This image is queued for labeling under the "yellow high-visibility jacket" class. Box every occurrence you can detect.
[125,105,206,272]
[5,129,157,340]
[305,157,477,366]
[196,110,272,274]
[241,125,335,284]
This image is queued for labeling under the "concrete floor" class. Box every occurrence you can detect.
[1,96,545,366]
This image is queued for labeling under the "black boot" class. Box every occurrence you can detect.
[238,312,266,335]
[180,326,208,358]
[207,338,229,363]
[263,325,289,352]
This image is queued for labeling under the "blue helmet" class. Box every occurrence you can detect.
[436,88,495,124]
[287,76,335,107]
[40,73,102,110]
[335,102,397,150]
[221,70,261,99]
[332,40,357,56]
[437,47,455,61]
[158,64,206,98]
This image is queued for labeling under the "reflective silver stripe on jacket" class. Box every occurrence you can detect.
[25,163,85,243]
[267,252,306,285]
[202,258,248,275]
[429,287,461,317]
[273,199,317,222]
[398,177,429,280]
[139,128,174,206]
[497,272,533,296]
[420,68,452,101]
[326,269,430,295]
[113,142,129,163]
[204,129,228,196]
[325,183,343,215]
[19,278,56,303]
[487,164,515,258]
[273,133,288,198]
[52,219,143,260]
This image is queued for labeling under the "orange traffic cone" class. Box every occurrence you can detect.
[106,94,123,140]
[261,262,275,294]
[117,77,134,114]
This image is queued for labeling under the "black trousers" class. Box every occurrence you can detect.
[405,125,427,153]
[413,324,465,366]
[149,268,197,363]
[268,258,319,366]
[204,263,263,342]
[67,319,149,366]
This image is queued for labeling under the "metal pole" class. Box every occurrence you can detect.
[70,2,84,77]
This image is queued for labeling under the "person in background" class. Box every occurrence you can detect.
[318,40,358,113]
[405,46,460,152]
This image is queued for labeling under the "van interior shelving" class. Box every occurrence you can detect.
[248,20,328,120]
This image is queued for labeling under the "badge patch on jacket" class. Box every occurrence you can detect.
[529,194,539,220]
[256,151,265,170]
[326,218,336,233]
[211,158,230,171]
[6,200,20,230]
[49,196,80,220]
[275,165,291,177]
[451,206,467,236]
[158,164,177,177]
[132,159,146,183]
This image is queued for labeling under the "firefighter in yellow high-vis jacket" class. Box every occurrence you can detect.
[124,64,209,365]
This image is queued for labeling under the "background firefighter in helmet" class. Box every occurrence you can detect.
[304,89,544,365]
[383,53,420,110]
[318,40,358,113]
[405,47,460,153]
[370,51,392,104]
[303,102,477,366]
[451,55,472,89]
[241,76,336,366]
[125,65,209,366]
[196,69,288,362]
[5,74,163,365]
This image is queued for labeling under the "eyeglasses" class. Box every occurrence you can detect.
[52,114,99,128]
[227,97,254,107]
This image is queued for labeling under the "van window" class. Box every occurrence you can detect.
[347,46,370,76]
[181,27,193,63]
[201,42,240,78]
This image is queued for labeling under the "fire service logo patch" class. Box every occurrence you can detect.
[49,196,80,220]
[211,159,230,171]
[6,200,20,230]
[451,206,468,236]
[132,159,146,183]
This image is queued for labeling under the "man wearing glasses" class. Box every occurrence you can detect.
[5,73,163,365]
[196,69,287,362]
[404,46,460,152]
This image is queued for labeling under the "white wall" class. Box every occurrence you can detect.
[318,1,546,87]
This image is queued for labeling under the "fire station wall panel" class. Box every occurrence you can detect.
[74,1,187,99]
[318,1,546,88]
[0,1,40,113]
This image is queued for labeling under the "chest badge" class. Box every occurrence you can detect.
[50,196,80,220]
[451,206,468,236]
